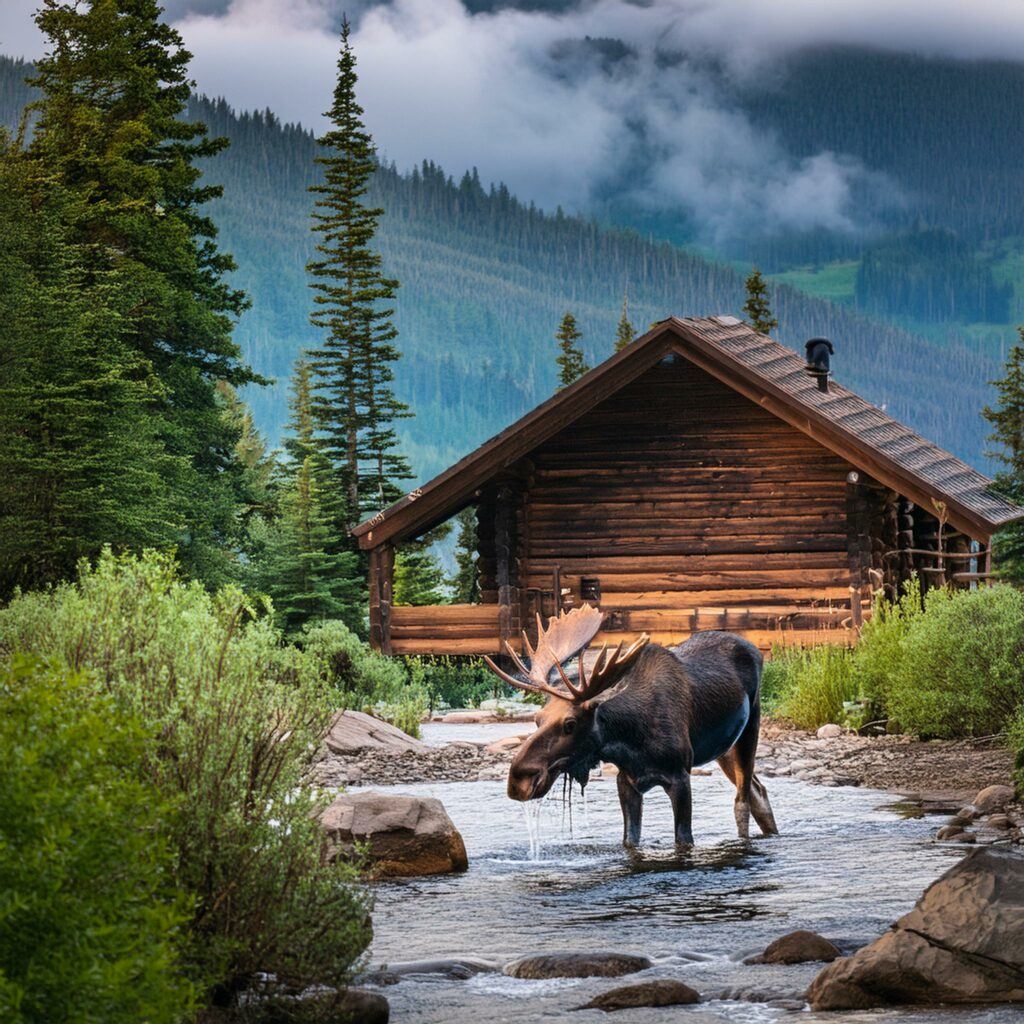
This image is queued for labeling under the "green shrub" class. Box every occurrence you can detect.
[300,618,408,703]
[774,645,858,730]
[759,650,794,714]
[0,551,372,1015]
[853,577,927,713]
[884,584,1024,738]
[0,656,195,1024]
[405,655,501,710]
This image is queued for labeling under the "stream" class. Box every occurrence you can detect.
[358,732,1015,1023]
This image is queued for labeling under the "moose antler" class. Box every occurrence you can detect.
[483,604,649,704]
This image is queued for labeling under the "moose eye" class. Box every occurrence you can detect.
[563,718,577,735]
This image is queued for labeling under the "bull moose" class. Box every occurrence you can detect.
[483,604,778,847]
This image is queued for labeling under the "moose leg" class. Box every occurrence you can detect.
[716,748,751,839]
[665,774,694,847]
[720,705,779,838]
[617,773,644,847]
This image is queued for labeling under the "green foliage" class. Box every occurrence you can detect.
[883,585,1024,738]
[555,312,589,387]
[853,577,927,712]
[0,139,180,597]
[743,268,779,335]
[984,330,1024,584]
[300,618,408,705]
[770,645,859,730]
[450,507,480,604]
[25,0,261,589]
[307,18,410,524]
[405,656,500,711]
[0,656,195,1024]
[614,294,635,351]
[0,551,372,1012]
[1007,706,1024,796]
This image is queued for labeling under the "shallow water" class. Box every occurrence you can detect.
[361,771,1015,1023]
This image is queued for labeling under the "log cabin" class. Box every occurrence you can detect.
[352,315,1024,657]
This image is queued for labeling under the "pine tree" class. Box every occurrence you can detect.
[251,363,361,633]
[27,0,260,586]
[614,294,635,351]
[450,507,479,603]
[743,268,779,335]
[307,18,410,527]
[555,312,589,388]
[393,533,450,607]
[0,138,179,596]
[983,330,1024,582]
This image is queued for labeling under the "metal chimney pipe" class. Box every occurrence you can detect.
[805,338,834,393]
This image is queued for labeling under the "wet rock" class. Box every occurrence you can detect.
[261,988,389,1024]
[321,791,468,878]
[575,980,700,1012]
[936,825,966,841]
[745,930,840,965]
[485,734,526,754]
[817,724,843,739]
[973,785,1015,815]
[360,957,499,985]
[958,804,980,821]
[334,988,389,1024]
[712,985,808,1006]
[988,814,1012,830]
[505,952,653,980]
[807,847,1024,1010]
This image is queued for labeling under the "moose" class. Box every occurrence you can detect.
[483,604,778,847]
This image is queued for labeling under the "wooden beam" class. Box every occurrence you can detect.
[368,543,394,655]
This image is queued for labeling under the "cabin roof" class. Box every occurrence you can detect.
[353,315,1023,547]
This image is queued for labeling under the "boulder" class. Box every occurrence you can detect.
[485,734,527,754]
[334,988,389,1024]
[745,930,840,965]
[441,710,489,724]
[321,791,468,878]
[505,952,653,980]
[576,980,700,1012]
[807,847,1024,1010]
[817,724,843,739]
[323,710,429,756]
[360,957,499,985]
[973,785,1015,815]
[936,825,967,841]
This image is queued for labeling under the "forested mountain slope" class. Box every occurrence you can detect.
[0,55,1000,487]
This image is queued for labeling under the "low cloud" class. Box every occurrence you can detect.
[4,0,1023,241]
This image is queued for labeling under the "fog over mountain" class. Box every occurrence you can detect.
[4,1,1024,245]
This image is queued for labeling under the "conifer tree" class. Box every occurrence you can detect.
[743,268,779,335]
[251,363,361,633]
[307,18,410,526]
[450,507,479,604]
[0,139,179,596]
[614,294,635,351]
[983,329,1024,582]
[27,0,260,586]
[555,312,589,388]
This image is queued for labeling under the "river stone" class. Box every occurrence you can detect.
[485,734,526,754]
[320,791,468,878]
[936,824,966,841]
[505,952,653,979]
[816,724,843,739]
[333,988,389,1024]
[745,930,840,965]
[807,847,1024,1010]
[323,709,429,756]
[973,785,1015,814]
[575,980,700,1012]
[361,957,499,985]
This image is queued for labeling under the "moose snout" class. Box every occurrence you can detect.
[507,764,543,801]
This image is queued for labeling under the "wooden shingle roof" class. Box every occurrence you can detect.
[353,315,1022,547]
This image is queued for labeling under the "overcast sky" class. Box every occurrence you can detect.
[4,1,1024,240]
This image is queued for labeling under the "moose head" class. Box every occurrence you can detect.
[483,605,649,801]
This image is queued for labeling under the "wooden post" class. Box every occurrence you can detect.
[368,542,394,655]
[845,471,867,629]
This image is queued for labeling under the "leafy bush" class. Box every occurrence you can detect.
[770,645,859,730]
[1007,706,1024,796]
[405,655,501,710]
[300,618,409,703]
[0,551,372,1015]
[853,577,927,713]
[883,584,1024,738]
[0,656,195,1024]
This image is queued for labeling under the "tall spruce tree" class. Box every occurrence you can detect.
[555,312,589,388]
[251,363,361,633]
[27,0,259,586]
[307,18,410,527]
[743,268,779,335]
[0,138,179,596]
[614,293,635,351]
[983,329,1024,582]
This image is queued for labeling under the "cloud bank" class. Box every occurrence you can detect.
[4,1,1024,242]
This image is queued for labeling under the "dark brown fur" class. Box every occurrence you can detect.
[507,631,779,846]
